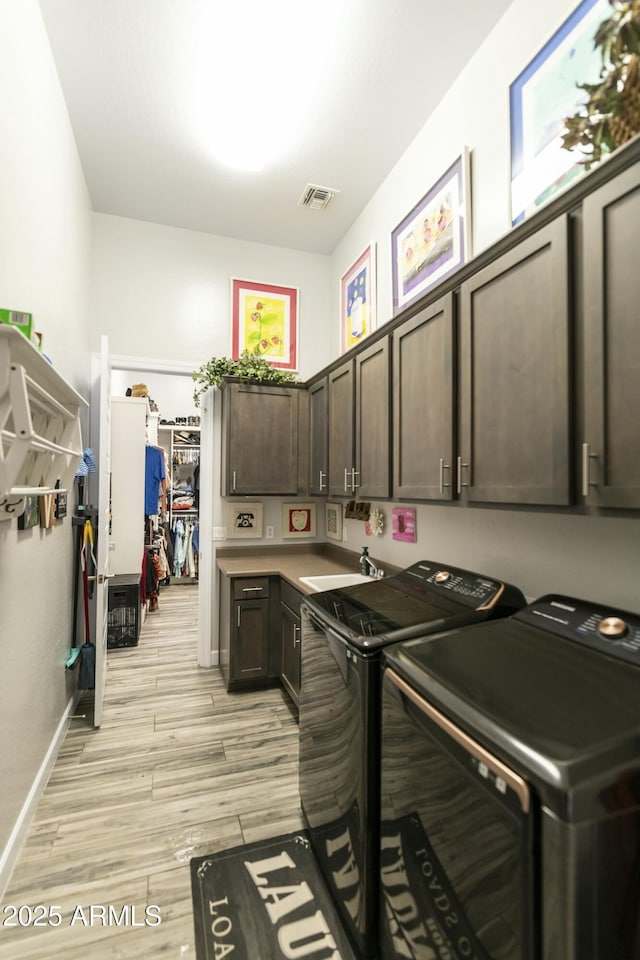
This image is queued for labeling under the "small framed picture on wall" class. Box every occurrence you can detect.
[325,501,343,542]
[282,502,316,539]
[227,502,264,539]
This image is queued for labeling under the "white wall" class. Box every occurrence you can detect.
[326,0,640,611]
[0,0,93,892]
[91,213,334,380]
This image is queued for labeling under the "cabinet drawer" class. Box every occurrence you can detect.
[233,577,269,600]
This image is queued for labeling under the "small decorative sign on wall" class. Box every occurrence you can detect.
[392,507,416,542]
[282,502,316,539]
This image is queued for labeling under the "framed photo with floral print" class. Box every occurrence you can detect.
[282,502,316,539]
[325,501,343,542]
[392,507,416,542]
[231,278,299,371]
[391,150,471,314]
[340,243,377,353]
[226,501,264,539]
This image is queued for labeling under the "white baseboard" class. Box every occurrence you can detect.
[0,696,76,899]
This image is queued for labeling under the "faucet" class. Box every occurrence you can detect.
[361,554,384,579]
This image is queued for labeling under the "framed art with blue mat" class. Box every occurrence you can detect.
[190,831,358,959]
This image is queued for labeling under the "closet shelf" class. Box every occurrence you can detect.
[0,326,88,516]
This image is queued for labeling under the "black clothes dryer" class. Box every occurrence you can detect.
[298,560,526,960]
[380,593,640,960]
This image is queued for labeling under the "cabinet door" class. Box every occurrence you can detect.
[355,336,391,498]
[224,382,299,495]
[280,602,301,708]
[582,162,640,508]
[328,360,355,496]
[459,216,571,505]
[309,377,329,495]
[393,295,454,500]
[231,598,270,683]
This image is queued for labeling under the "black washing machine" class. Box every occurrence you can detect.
[380,594,640,960]
[298,560,526,960]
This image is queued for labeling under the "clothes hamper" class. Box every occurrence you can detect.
[107,573,140,648]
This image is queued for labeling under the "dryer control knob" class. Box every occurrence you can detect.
[435,571,451,583]
[597,616,628,639]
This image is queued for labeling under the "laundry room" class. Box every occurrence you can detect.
[1,1,639,958]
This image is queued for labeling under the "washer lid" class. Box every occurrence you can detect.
[385,602,640,820]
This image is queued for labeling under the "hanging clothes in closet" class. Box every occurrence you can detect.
[172,516,199,580]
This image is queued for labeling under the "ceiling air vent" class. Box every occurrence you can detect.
[298,183,339,211]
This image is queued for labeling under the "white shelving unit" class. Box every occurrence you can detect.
[110,396,149,575]
[0,326,87,519]
[159,424,200,580]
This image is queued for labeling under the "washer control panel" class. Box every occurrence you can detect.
[517,596,640,665]
[402,561,502,606]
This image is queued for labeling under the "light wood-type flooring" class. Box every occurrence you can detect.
[1,584,303,959]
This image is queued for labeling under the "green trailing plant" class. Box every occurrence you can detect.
[562,0,640,168]
[192,351,297,407]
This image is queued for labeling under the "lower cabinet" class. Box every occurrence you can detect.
[219,575,272,691]
[218,572,304,704]
[280,582,303,709]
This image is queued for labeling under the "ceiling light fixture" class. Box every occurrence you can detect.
[190,0,353,173]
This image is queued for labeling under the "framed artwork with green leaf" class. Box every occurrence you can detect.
[231,278,298,371]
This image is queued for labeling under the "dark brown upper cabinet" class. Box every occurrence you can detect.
[458,216,571,506]
[581,161,640,509]
[393,294,455,501]
[328,338,391,499]
[308,377,329,496]
[221,379,303,496]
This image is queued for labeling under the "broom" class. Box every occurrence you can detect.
[77,519,96,691]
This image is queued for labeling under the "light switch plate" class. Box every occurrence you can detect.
[266,525,274,539]
[213,526,226,540]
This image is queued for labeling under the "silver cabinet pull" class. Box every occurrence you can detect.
[242,586,263,593]
[319,469,327,492]
[582,442,598,497]
[294,624,301,647]
[237,606,241,628]
[457,456,470,494]
[439,459,451,493]
[351,467,359,491]
[344,468,350,493]
[232,470,237,493]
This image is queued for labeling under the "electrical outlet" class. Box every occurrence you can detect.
[266,525,274,539]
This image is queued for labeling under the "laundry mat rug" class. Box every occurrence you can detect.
[191,831,358,960]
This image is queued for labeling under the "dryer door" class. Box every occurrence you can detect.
[380,667,537,960]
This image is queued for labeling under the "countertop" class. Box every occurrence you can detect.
[216,544,397,595]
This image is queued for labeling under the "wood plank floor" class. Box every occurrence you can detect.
[1,584,303,959]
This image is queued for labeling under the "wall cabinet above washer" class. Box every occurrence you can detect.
[458,216,571,506]
[328,337,391,499]
[581,160,640,510]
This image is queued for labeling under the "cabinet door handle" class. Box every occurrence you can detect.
[242,586,263,593]
[582,442,598,497]
[344,468,350,493]
[294,625,301,647]
[457,456,470,494]
[351,468,359,491]
[237,606,241,628]
[319,470,327,492]
[439,459,451,493]
[232,470,237,493]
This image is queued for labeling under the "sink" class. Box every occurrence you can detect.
[299,573,371,592]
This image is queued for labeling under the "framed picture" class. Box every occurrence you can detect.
[510,0,609,225]
[282,502,316,539]
[340,243,377,353]
[17,495,40,530]
[226,501,263,539]
[325,501,343,542]
[392,507,416,543]
[392,149,471,314]
[231,278,298,371]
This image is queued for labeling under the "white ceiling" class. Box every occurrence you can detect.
[39,0,514,255]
